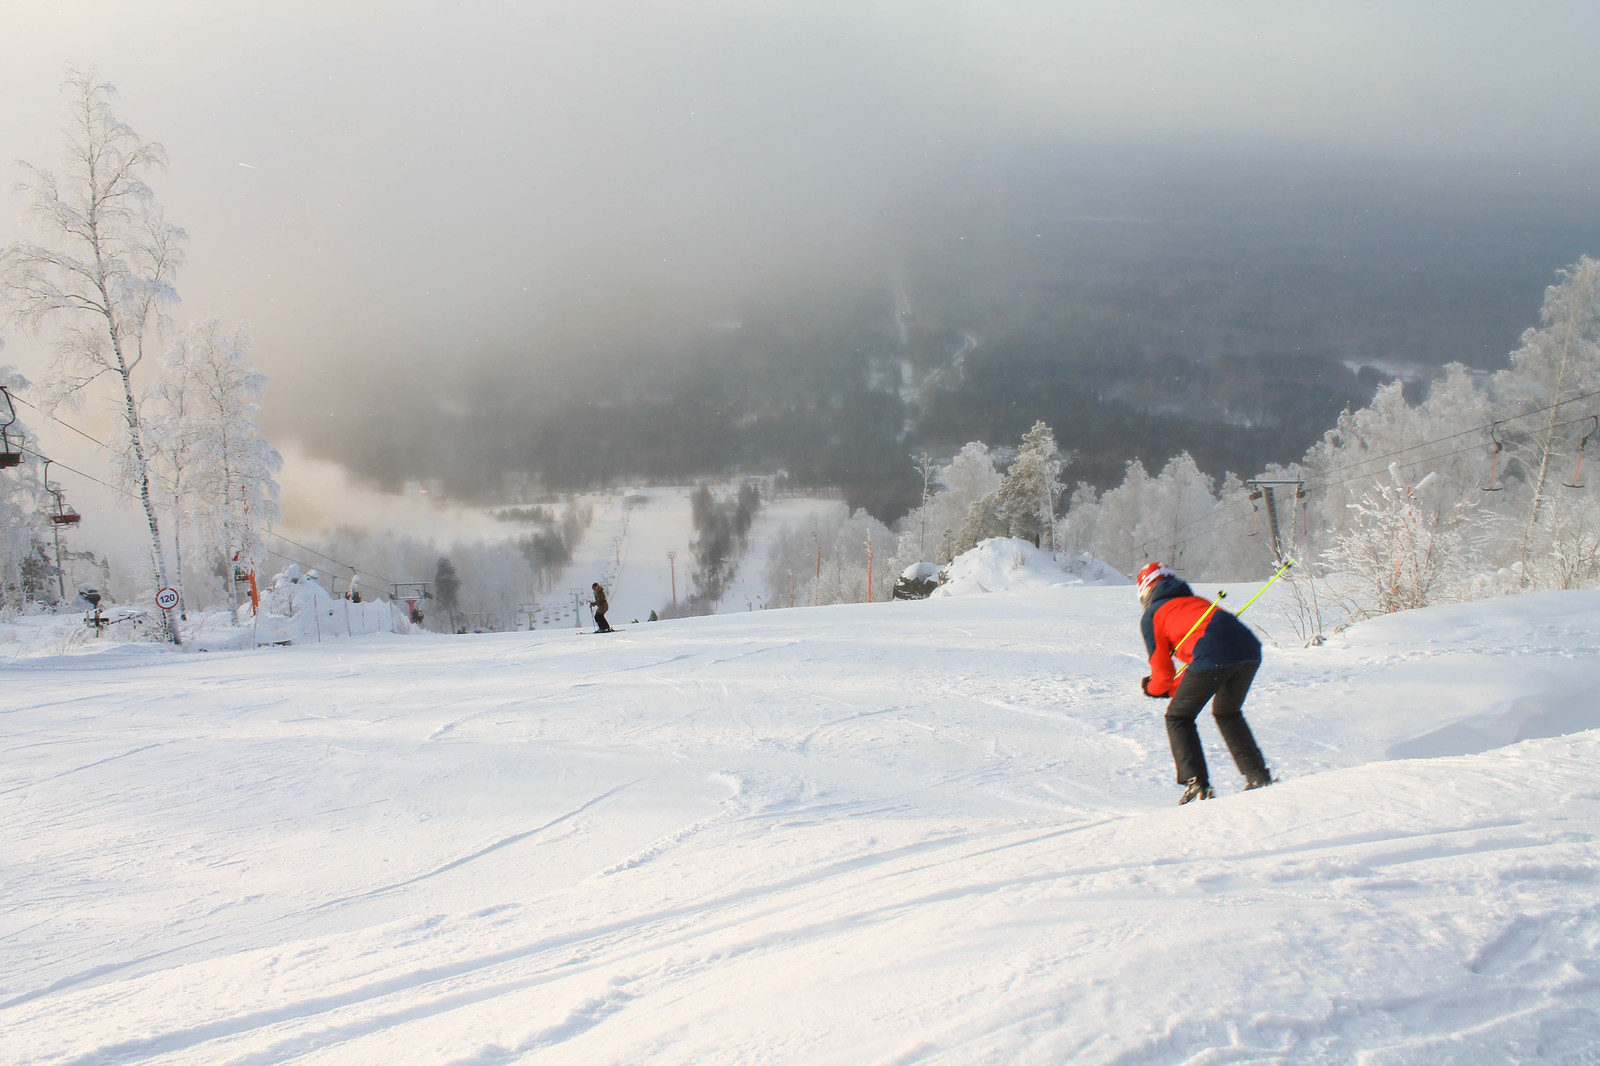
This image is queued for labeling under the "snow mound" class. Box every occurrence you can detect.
[246,566,401,645]
[933,537,1128,596]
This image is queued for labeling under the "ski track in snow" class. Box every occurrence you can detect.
[2,588,1599,1063]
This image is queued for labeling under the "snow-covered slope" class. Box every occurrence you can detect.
[3,587,1597,1063]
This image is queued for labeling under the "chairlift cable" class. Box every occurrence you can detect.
[6,391,419,587]
[13,442,404,594]
[4,391,110,449]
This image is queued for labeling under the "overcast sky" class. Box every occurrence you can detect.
[3,0,1598,529]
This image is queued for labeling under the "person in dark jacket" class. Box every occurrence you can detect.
[1136,561,1273,804]
[589,582,614,633]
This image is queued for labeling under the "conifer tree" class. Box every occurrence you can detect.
[434,556,461,632]
[994,421,1065,547]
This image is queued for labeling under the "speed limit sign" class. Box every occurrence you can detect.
[156,587,180,610]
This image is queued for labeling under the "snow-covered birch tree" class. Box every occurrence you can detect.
[157,320,282,620]
[144,349,199,612]
[0,71,185,633]
[926,442,1003,562]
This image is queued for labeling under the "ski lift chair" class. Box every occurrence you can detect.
[0,386,21,468]
[50,496,81,524]
[40,461,81,523]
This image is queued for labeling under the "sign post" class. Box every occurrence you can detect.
[156,586,180,644]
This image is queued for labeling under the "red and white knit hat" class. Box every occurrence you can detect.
[1135,562,1175,597]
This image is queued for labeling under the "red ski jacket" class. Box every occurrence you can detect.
[1140,575,1261,697]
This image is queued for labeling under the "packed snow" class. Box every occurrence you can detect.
[3,556,1598,1063]
[934,538,1129,597]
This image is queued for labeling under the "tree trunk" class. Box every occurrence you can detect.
[171,481,186,618]
[1520,311,1578,582]
[88,198,176,641]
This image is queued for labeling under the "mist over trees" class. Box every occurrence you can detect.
[4,71,1597,630]
[1064,257,1600,615]
[291,144,1599,520]
[748,256,1600,616]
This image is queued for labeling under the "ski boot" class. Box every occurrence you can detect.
[1179,778,1214,805]
[1243,768,1274,791]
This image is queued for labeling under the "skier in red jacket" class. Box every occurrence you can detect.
[1137,562,1274,804]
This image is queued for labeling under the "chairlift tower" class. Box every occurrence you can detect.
[1246,479,1304,564]
[42,459,82,601]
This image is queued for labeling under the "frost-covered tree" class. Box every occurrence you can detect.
[0,367,53,612]
[762,505,894,607]
[1324,469,1473,617]
[1,71,185,631]
[921,442,1002,563]
[954,492,1005,555]
[1491,257,1600,570]
[1079,459,1153,576]
[1303,366,1491,558]
[143,350,199,612]
[911,450,937,561]
[994,420,1065,547]
[1205,472,1271,580]
[1036,259,1600,602]
[1128,452,1217,575]
[434,556,461,631]
[1058,480,1101,559]
[150,320,281,618]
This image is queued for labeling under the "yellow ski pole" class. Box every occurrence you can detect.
[1173,558,1295,679]
[1173,590,1227,661]
[1231,557,1296,621]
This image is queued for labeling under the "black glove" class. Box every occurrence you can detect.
[1141,676,1169,699]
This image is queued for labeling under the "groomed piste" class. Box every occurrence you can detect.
[3,550,1598,1064]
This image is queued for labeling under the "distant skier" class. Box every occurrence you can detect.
[1136,562,1273,804]
[589,582,614,633]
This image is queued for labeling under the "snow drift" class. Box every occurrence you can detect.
[933,536,1128,596]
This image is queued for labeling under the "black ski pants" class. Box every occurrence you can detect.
[1165,659,1266,786]
[593,608,612,633]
